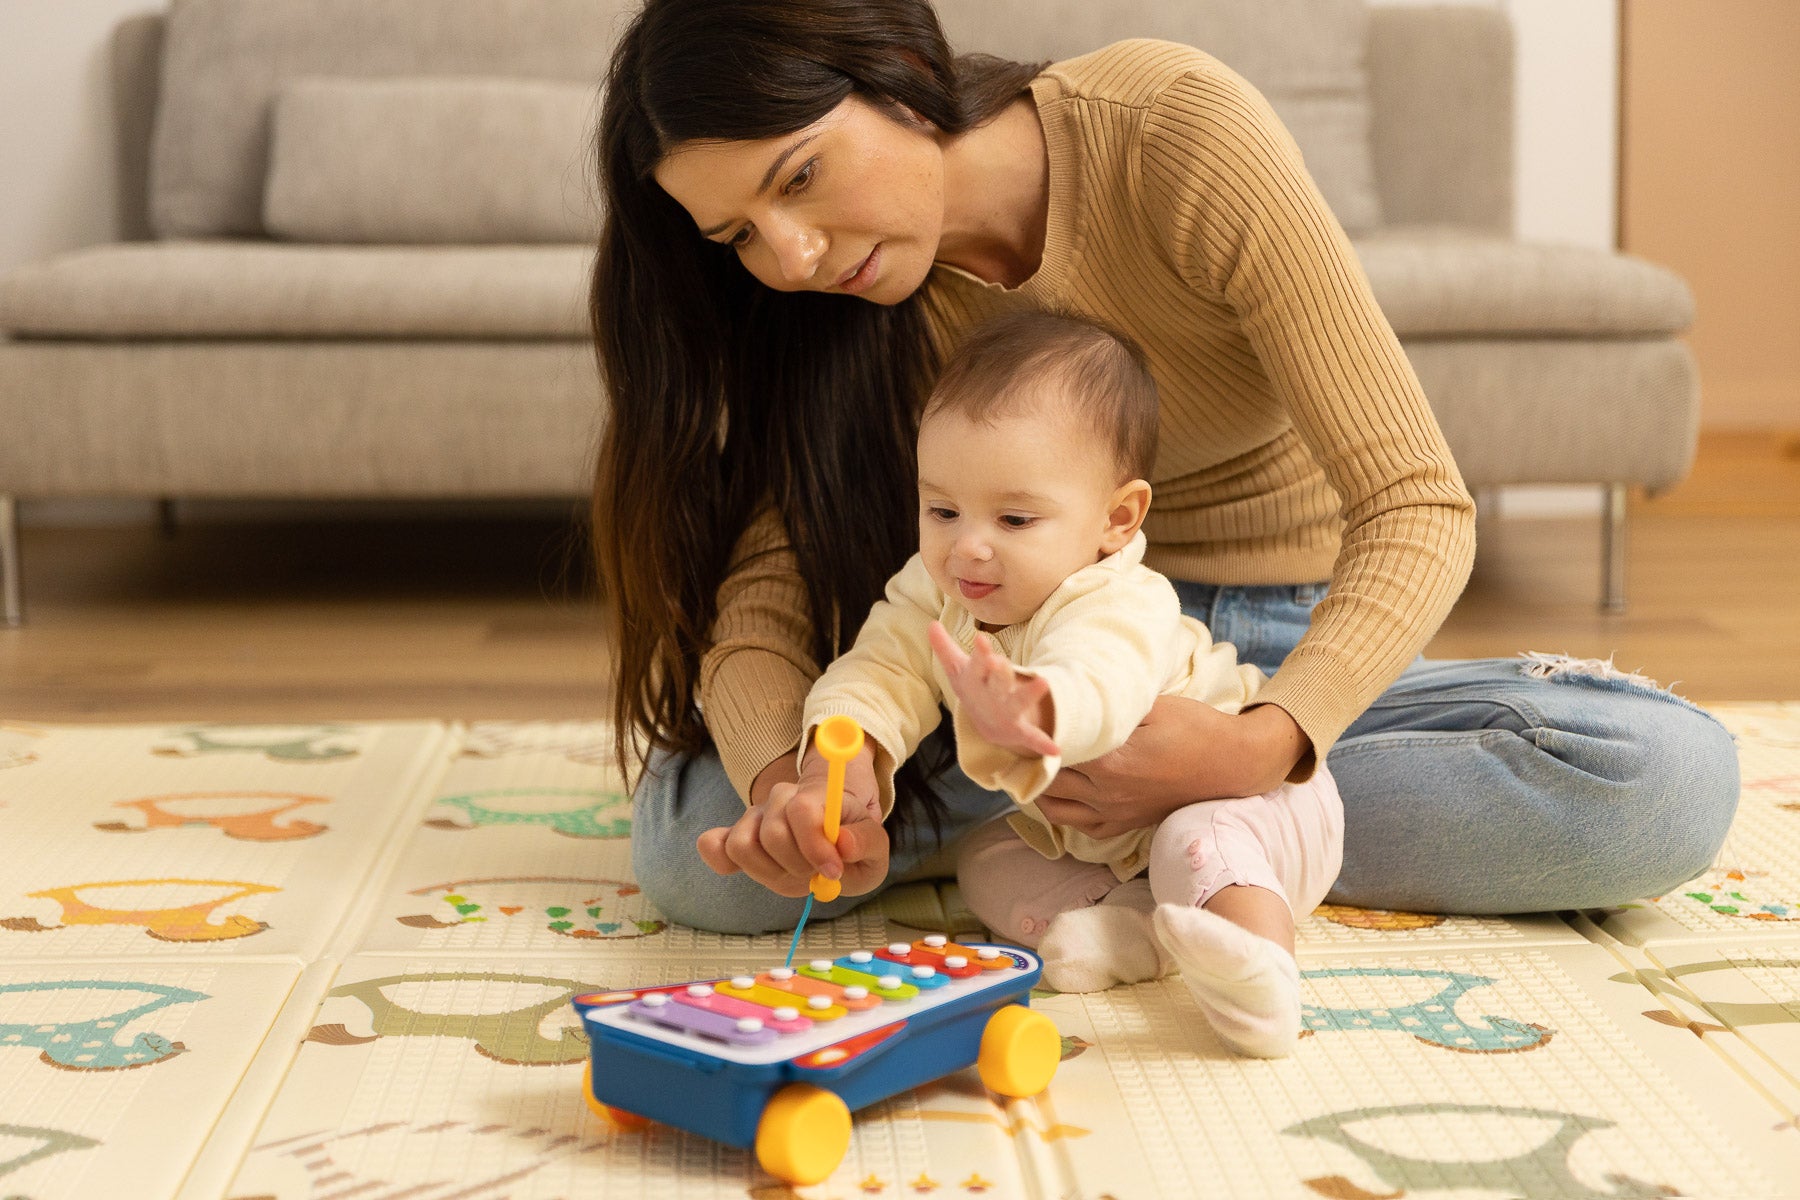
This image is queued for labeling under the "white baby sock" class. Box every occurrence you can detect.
[1037,879,1172,993]
[1151,903,1302,1059]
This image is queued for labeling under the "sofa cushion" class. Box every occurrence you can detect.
[0,243,593,339]
[0,234,1696,342]
[149,0,624,238]
[1353,231,1696,338]
[264,77,600,244]
[934,0,1383,233]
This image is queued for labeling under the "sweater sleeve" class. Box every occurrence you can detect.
[698,504,818,804]
[1137,62,1476,769]
[958,567,1181,804]
[801,555,947,820]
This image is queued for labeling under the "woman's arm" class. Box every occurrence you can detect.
[700,505,821,803]
[1035,697,1307,837]
[1135,60,1474,760]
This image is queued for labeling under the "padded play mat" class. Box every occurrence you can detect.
[1,706,1797,1198]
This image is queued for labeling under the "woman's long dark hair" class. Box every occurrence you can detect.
[592,0,1041,847]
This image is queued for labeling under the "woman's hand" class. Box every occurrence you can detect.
[698,744,887,898]
[1034,697,1310,838]
[928,622,1060,759]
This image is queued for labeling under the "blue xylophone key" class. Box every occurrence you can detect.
[840,947,950,989]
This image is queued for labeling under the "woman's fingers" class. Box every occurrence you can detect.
[717,808,809,896]
[1038,766,1100,805]
[695,825,739,876]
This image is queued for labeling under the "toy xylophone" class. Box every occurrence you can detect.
[574,934,1057,1186]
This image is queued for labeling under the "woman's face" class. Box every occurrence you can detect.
[653,96,946,305]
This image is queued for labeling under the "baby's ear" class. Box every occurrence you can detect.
[1100,479,1152,553]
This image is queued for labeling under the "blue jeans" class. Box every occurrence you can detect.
[631,582,1739,933]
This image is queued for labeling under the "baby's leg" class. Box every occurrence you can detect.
[1148,768,1344,1058]
[953,816,1167,992]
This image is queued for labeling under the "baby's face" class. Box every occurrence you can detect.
[916,400,1126,629]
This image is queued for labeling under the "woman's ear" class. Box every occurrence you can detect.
[1099,479,1152,554]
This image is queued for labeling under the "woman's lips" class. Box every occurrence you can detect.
[837,245,881,294]
[957,579,997,600]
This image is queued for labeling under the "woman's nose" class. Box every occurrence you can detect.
[771,220,825,285]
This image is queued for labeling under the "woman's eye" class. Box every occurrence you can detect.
[1001,515,1036,529]
[728,225,756,249]
[784,160,816,195]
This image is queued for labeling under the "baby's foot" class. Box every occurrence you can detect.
[1151,903,1301,1058]
[1038,890,1171,993]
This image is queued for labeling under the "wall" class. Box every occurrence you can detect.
[0,0,159,274]
[1621,0,1800,431]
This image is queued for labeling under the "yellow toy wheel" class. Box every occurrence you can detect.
[582,1064,651,1132]
[978,1005,1059,1097]
[754,1083,851,1186]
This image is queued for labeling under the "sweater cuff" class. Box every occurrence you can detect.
[705,656,810,805]
[1245,651,1365,782]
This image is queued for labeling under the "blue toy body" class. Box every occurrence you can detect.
[573,938,1044,1151]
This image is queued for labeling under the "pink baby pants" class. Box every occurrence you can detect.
[954,767,1345,947]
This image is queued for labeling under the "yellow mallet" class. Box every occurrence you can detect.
[808,715,865,903]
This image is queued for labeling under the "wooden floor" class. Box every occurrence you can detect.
[3,431,1797,721]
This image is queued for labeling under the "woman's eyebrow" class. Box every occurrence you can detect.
[698,134,822,237]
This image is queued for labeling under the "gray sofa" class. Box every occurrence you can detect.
[0,0,1699,626]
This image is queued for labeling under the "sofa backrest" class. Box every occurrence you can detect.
[130,0,1514,241]
[147,0,628,238]
[1368,4,1512,234]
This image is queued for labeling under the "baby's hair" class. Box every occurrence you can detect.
[923,308,1158,482]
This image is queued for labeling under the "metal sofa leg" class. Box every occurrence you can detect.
[1601,483,1628,615]
[1,494,21,627]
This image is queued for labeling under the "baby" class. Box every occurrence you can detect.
[803,309,1342,1057]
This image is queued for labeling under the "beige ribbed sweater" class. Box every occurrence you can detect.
[699,39,1475,803]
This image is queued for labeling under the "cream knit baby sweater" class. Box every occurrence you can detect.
[801,533,1265,881]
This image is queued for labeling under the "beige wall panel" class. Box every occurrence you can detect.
[1621,0,1800,430]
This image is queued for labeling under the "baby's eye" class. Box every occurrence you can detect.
[784,160,816,195]
[927,506,958,522]
[1000,515,1036,529]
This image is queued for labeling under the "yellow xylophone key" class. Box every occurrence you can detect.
[716,978,847,1020]
[756,969,883,1012]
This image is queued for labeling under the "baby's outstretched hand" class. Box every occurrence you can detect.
[928,621,1060,759]
[696,743,886,898]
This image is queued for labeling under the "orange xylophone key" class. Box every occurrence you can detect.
[915,934,1011,971]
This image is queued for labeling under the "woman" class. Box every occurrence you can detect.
[591,0,1738,936]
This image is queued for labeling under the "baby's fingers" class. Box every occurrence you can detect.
[927,621,968,676]
[1017,721,1061,759]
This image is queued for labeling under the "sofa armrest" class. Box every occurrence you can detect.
[1367,4,1513,233]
